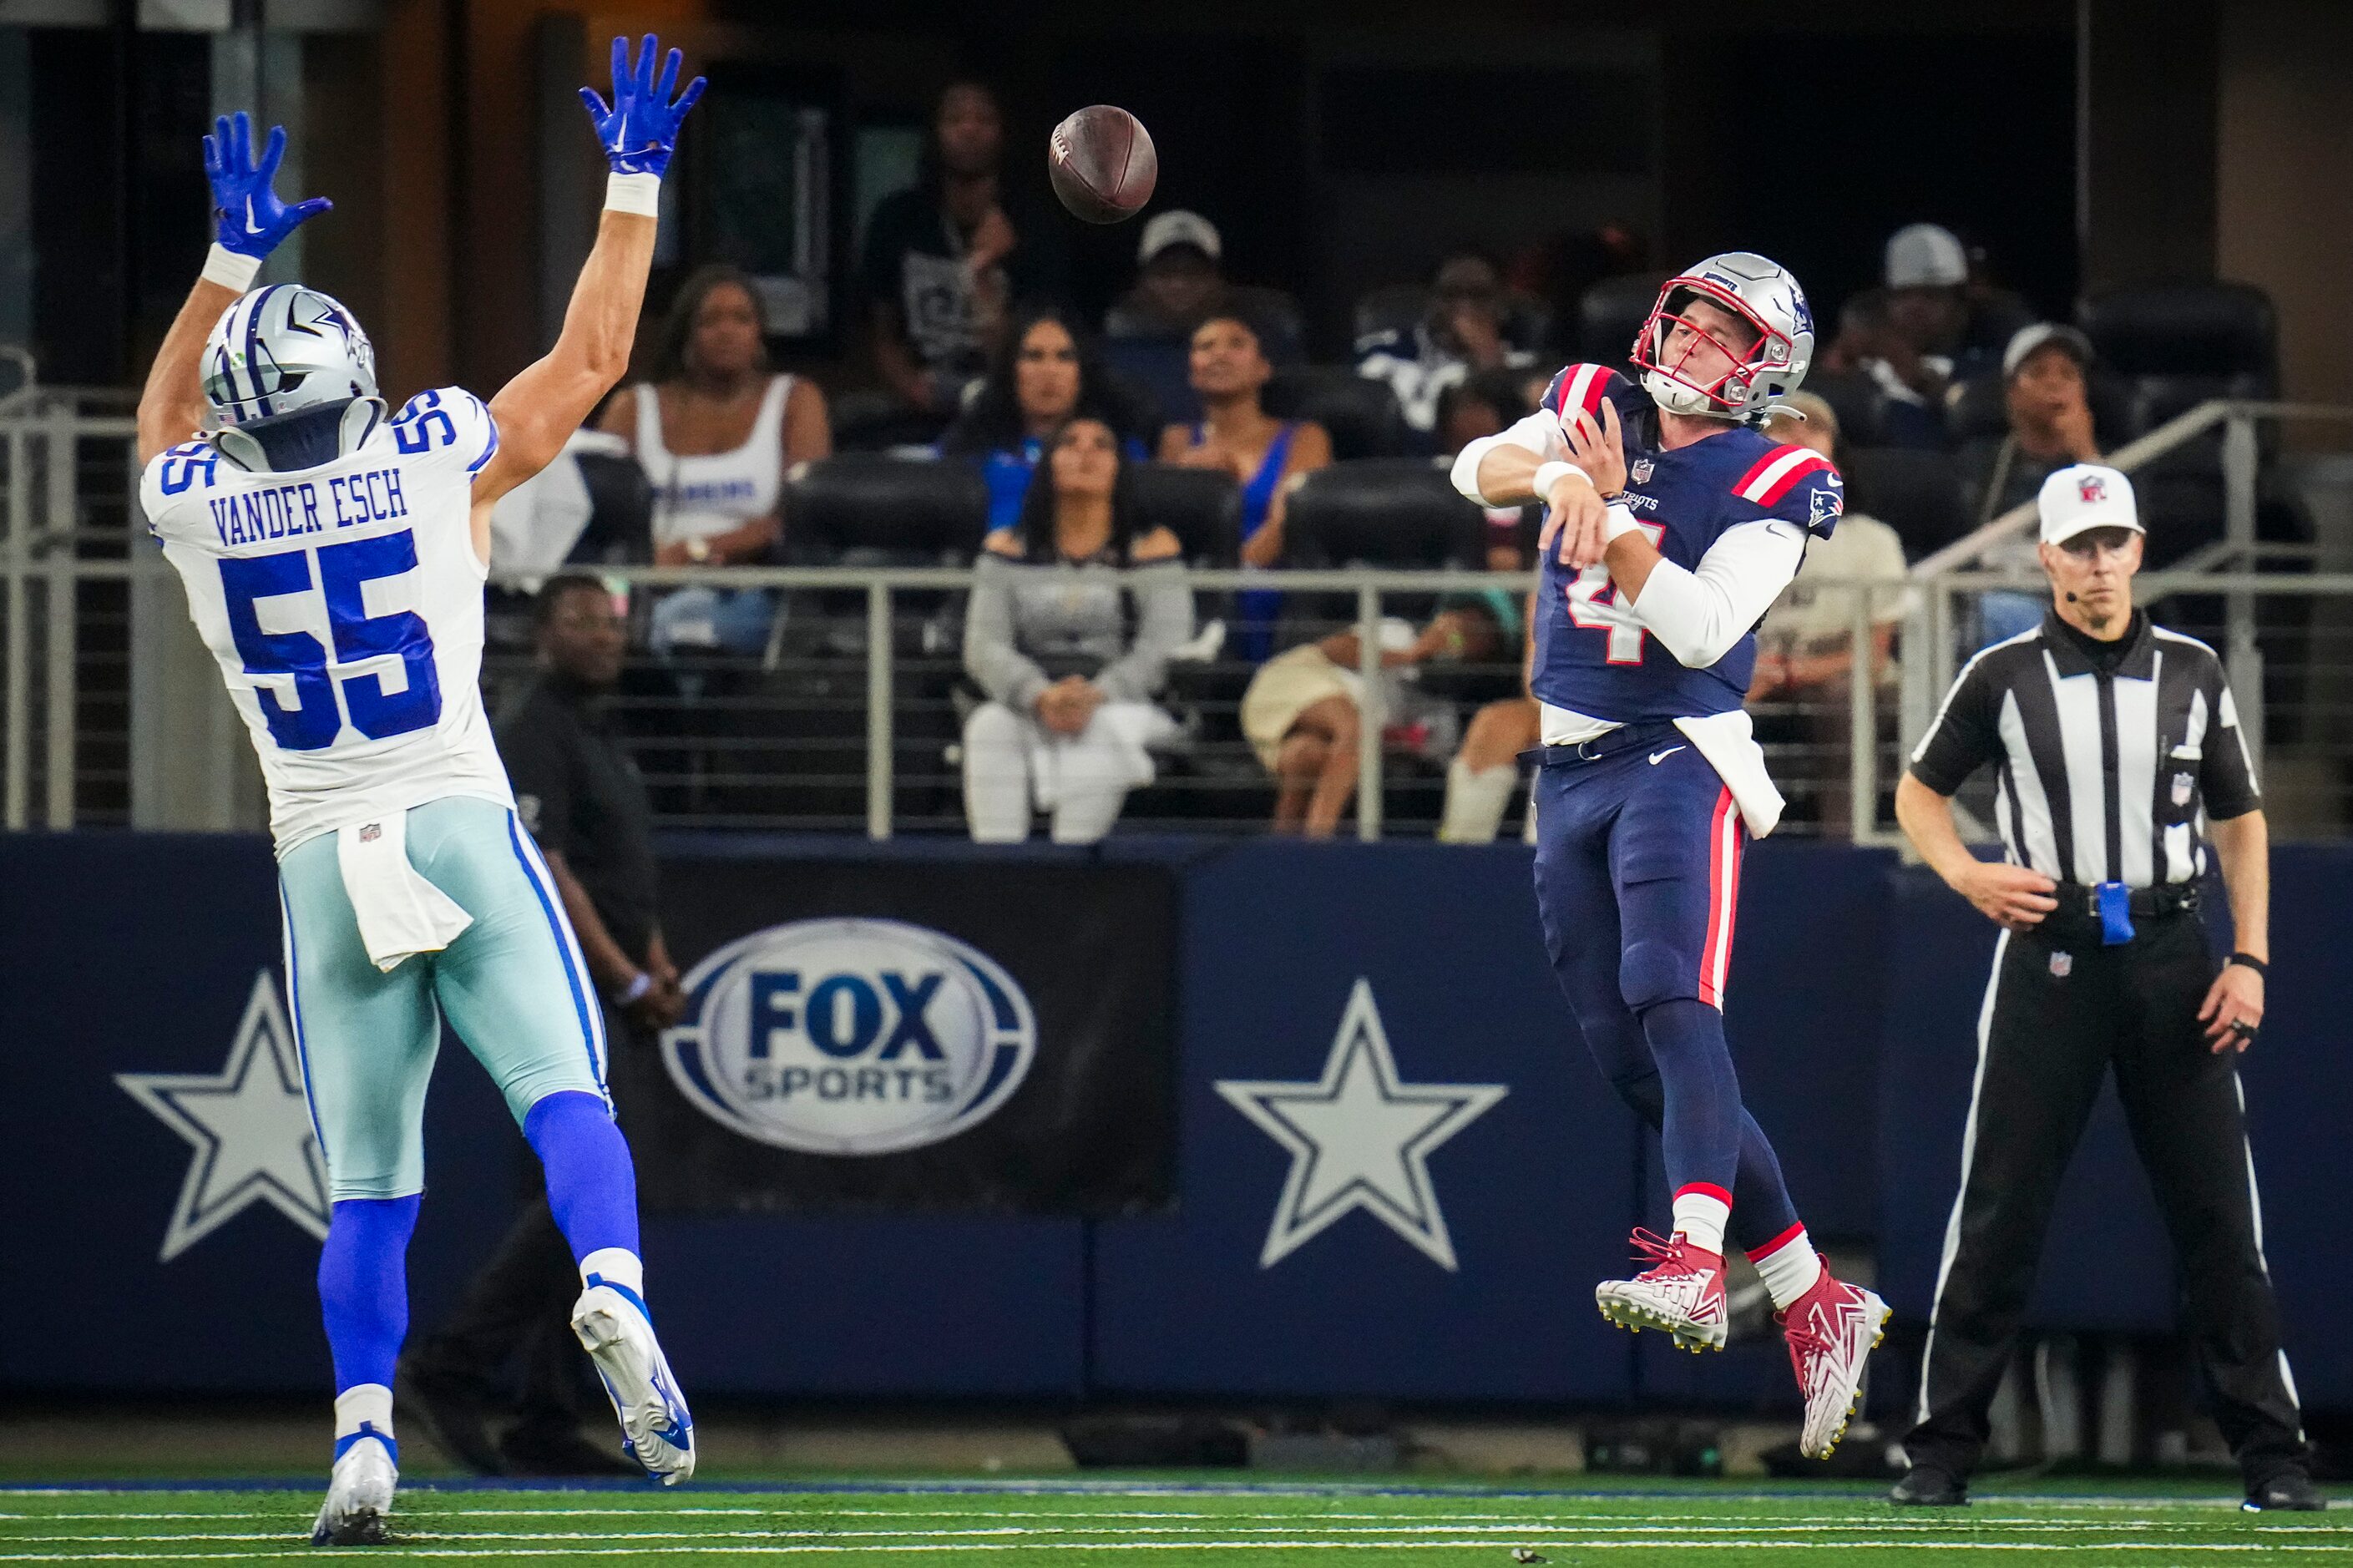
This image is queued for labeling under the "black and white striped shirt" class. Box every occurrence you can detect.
[1909,609,2261,887]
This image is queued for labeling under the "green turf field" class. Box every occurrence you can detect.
[1,1482,2345,1565]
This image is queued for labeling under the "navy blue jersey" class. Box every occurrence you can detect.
[1526,364,1845,722]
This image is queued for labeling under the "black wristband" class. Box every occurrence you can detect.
[2228,952,2268,976]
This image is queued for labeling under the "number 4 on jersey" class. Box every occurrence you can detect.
[1564,519,1667,665]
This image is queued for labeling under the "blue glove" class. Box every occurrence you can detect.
[203,112,331,260]
[579,34,706,177]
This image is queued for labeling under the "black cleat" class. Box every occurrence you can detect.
[1890,1465,1970,1506]
[2244,1470,2326,1511]
[393,1362,504,1476]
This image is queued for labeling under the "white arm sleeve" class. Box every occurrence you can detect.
[1449,409,1569,503]
[1625,519,1807,669]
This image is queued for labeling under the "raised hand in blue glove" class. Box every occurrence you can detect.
[203,112,331,260]
[579,34,706,178]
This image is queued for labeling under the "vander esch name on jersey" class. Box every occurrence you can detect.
[205,465,411,548]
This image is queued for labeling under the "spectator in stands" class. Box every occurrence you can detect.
[1105,210,1303,360]
[939,305,1150,533]
[1355,250,1541,436]
[860,81,1066,422]
[962,417,1192,843]
[598,265,829,655]
[1961,323,2104,642]
[1244,600,1510,837]
[1747,392,1913,837]
[1835,224,2034,432]
[1819,291,1946,450]
[1160,313,1332,659]
[1436,368,1539,570]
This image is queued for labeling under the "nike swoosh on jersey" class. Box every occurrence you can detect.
[1648,746,1686,765]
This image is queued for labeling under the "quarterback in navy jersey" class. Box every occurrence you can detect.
[1453,254,1886,1458]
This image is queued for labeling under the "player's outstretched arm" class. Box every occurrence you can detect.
[137,114,331,465]
[475,35,704,520]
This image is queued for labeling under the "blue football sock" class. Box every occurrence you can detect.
[524,1090,640,1265]
[316,1195,420,1394]
[1637,998,1746,1203]
[1599,1065,1804,1254]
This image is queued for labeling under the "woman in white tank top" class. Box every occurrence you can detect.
[598,265,830,654]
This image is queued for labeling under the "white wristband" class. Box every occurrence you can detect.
[618,971,653,1004]
[605,172,661,217]
[1531,461,1590,503]
[200,244,261,292]
[1602,501,1642,543]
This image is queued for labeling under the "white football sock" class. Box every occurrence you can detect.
[1670,1186,1731,1257]
[334,1383,393,1448]
[1748,1224,1826,1310]
[1439,761,1517,843]
[580,1246,644,1297]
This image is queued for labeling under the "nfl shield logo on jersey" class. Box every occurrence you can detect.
[1631,458,1655,483]
[2050,951,2073,979]
[660,918,1036,1156]
[2172,771,2194,807]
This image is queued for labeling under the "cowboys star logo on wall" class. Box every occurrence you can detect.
[1217,979,1506,1272]
[116,970,330,1262]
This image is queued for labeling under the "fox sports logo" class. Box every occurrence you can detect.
[660,919,1036,1156]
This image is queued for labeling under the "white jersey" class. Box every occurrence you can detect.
[141,387,514,853]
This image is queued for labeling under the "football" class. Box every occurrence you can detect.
[1047,104,1156,223]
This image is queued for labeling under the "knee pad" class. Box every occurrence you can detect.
[1620,937,1699,1014]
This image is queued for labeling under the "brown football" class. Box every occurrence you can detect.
[1048,105,1157,224]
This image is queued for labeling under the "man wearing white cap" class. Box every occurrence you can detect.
[1891,463,2318,1512]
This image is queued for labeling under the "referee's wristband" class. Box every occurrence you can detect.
[2227,952,2268,976]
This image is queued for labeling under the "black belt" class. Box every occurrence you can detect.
[2048,881,2200,922]
[1525,721,1683,768]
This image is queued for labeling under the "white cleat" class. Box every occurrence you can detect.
[1595,1229,1730,1353]
[571,1275,695,1485]
[1781,1274,1892,1459]
[310,1430,397,1546]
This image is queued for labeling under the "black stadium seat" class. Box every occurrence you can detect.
[1577,271,1675,371]
[1841,446,1965,559]
[781,455,987,562]
[1125,463,1242,566]
[1265,366,1407,461]
[1283,458,1485,569]
[2079,283,2276,382]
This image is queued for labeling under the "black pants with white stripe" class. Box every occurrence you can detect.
[1904,912,2305,1485]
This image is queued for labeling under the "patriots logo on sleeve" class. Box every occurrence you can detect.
[1809,486,1844,529]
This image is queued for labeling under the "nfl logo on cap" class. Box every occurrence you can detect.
[2039,463,2142,546]
[2077,472,2107,504]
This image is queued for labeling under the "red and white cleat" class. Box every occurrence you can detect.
[1596,1229,1728,1353]
[1780,1271,1891,1459]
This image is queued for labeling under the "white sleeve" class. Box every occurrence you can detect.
[1625,518,1807,669]
[1449,409,1568,503]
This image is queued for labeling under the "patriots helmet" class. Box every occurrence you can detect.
[1629,252,1814,422]
[200,283,385,471]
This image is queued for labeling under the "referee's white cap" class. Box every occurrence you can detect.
[2037,463,2143,545]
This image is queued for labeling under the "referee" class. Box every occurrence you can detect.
[1890,463,2318,1512]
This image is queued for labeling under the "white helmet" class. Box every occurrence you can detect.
[1629,252,1814,422]
[201,283,385,471]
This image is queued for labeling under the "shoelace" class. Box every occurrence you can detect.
[1627,1227,1693,1278]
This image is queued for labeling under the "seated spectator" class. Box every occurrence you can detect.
[1961,323,2103,643]
[1242,602,1509,837]
[1819,291,1947,450]
[1829,225,2036,445]
[1159,314,1332,660]
[1428,366,1541,848]
[860,80,1067,425]
[1354,250,1541,436]
[1747,392,1912,837]
[961,417,1192,844]
[597,265,829,656]
[939,305,1150,533]
[1105,210,1305,360]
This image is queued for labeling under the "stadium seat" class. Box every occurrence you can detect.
[1576,271,1675,371]
[1126,462,1243,566]
[1283,458,1486,569]
[1265,366,1408,461]
[2079,282,2276,382]
[1104,338,1200,430]
[1842,447,1965,559]
[569,449,654,564]
[781,454,987,562]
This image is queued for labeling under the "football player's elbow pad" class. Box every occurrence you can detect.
[1450,436,1504,503]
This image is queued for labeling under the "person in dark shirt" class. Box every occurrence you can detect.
[939,304,1151,533]
[397,574,683,1477]
[859,81,1068,421]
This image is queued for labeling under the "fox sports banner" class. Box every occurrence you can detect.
[613,852,1178,1215]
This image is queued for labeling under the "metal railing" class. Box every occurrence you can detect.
[7,390,2353,842]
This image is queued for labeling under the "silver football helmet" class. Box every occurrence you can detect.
[201,283,385,469]
[1630,252,1814,422]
